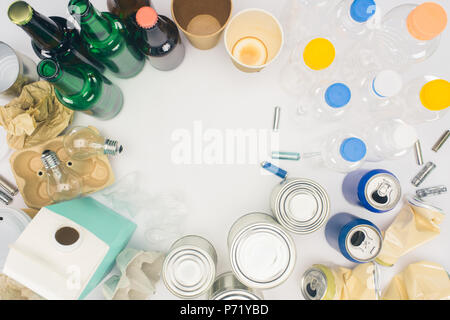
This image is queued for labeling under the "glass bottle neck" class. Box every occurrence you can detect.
[20,9,64,50]
[40,62,85,96]
[140,19,169,46]
[72,1,112,42]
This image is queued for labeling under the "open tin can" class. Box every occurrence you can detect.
[0,41,39,98]
[271,178,330,234]
[208,271,263,300]
[228,212,296,289]
[162,235,217,299]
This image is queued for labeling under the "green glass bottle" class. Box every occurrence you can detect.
[37,59,123,120]
[8,1,104,72]
[68,0,145,79]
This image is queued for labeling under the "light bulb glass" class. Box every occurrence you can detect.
[64,126,107,160]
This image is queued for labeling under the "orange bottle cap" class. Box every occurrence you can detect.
[407,2,447,40]
[136,6,158,29]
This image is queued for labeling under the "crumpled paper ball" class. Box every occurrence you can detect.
[0,81,74,150]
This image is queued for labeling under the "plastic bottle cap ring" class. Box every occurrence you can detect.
[420,79,450,111]
[303,38,335,71]
[407,2,447,40]
[136,6,158,29]
[340,137,367,162]
[325,83,352,108]
[350,0,376,23]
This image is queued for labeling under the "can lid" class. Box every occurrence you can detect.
[359,170,402,213]
[325,83,351,108]
[136,6,158,29]
[420,79,450,111]
[372,70,403,98]
[345,224,382,262]
[340,137,367,162]
[350,0,376,23]
[163,246,216,298]
[230,223,295,289]
[407,2,447,40]
[0,208,31,269]
[303,38,335,71]
[0,42,20,93]
[301,267,328,300]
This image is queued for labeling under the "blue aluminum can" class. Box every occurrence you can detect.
[325,213,382,263]
[342,169,401,213]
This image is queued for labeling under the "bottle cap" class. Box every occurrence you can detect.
[136,6,158,29]
[393,124,418,149]
[420,79,450,111]
[350,0,376,23]
[407,2,447,40]
[8,1,33,26]
[303,38,335,71]
[340,137,367,162]
[372,70,403,98]
[325,83,351,108]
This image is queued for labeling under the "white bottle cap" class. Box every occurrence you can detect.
[372,70,403,98]
[393,124,418,149]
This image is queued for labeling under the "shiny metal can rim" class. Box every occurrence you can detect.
[363,173,401,211]
[344,224,383,263]
[209,271,263,300]
[300,266,328,300]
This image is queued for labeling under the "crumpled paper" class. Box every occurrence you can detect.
[0,273,43,300]
[340,263,379,300]
[375,199,444,267]
[383,261,450,300]
[0,81,74,150]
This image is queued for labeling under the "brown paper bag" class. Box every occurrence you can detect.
[376,198,444,267]
[0,81,74,150]
[383,261,450,300]
[339,263,378,300]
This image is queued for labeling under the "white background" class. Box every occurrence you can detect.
[0,0,449,300]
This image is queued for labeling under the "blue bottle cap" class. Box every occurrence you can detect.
[325,83,352,108]
[340,137,367,162]
[350,0,376,23]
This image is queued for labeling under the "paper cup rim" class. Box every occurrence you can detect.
[224,8,284,70]
[171,0,234,39]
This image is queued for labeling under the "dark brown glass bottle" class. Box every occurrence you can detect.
[132,6,185,71]
[107,0,152,20]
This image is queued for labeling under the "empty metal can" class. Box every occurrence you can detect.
[301,264,339,300]
[162,235,217,299]
[325,213,382,263]
[228,213,296,289]
[208,272,263,300]
[343,169,401,213]
[271,178,330,234]
[0,41,39,98]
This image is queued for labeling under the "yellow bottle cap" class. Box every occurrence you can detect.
[303,38,335,71]
[420,79,450,111]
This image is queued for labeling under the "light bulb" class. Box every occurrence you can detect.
[41,150,82,203]
[63,126,123,160]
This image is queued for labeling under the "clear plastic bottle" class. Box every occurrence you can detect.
[356,69,405,117]
[330,0,377,40]
[373,2,447,68]
[308,131,367,173]
[401,76,450,124]
[298,80,353,121]
[281,0,339,49]
[364,119,418,162]
[280,36,337,96]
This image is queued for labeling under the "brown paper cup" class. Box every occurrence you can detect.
[224,9,284,73]
[171,0,233,50]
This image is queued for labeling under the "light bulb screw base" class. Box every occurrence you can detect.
[104,139,123,156]
[41,150,61,169]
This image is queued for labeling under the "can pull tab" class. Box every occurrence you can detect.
[372,181,391,204]
[351,230,377,254]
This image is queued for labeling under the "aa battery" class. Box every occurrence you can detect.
[432,130,450,152]
[411,162,436,187]
[325,213,382,263]
[343,169,401,213]
[0,175,18,198]
[0,189,13,205]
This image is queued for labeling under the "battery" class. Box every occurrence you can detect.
[300,264,337,300]
[208,272,263,300]
[271,178,330,234]
[325,213,382,263]
[228,213,296,289]
[162,235,217,299]
[343,169,401,213]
